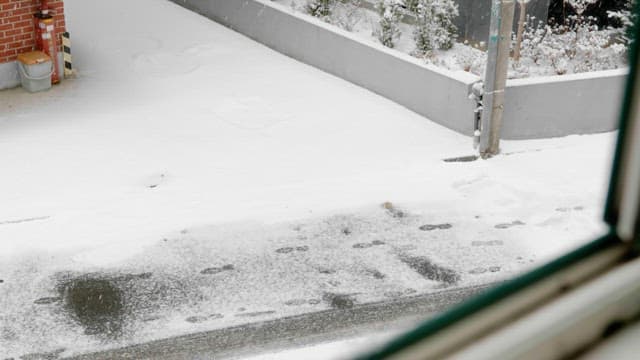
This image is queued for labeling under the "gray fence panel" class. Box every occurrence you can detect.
[456,0,550,44]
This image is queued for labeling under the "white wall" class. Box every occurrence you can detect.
[503,70,626,139]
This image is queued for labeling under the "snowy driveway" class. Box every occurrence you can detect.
[0,0,615,358]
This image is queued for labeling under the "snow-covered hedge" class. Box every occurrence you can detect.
[296,0,631,78]
[373,0,403,48]
[411,0,458,54]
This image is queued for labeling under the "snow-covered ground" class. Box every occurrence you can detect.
[0,0,616,358]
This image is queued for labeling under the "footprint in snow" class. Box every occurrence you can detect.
[275,246,308,254]
[33,297,61,305]
[366,269,386,279]
[318,267,336,274]
[494,220,525,229]
[284,299,308,306]
[398,255,460,284]
[469,266,501,274]
[200,264,234,275]
[145,173,166,189]
[384,289,417,299]
[419,223,453,231]
[555,206,584,213]
[276,247,295,254]
[352,240,385,249]
[284,298,322,306]
[352,243,373,249]
[381,202,407,218]
[384,291,404,298]
[323,293,356,309]
[185,313,223,323]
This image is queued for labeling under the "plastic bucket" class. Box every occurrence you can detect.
[17,56,53,93]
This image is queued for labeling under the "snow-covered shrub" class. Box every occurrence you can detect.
[306,0,335,18]
[305,0,363,31]
[411,0,458,55]
[608,0,636,45]
[566,0,599,16]
[402,0,420,12]
[374,0,404,48]
[331,0,364,31]
[453,42,487,73]
[516,15,627,76]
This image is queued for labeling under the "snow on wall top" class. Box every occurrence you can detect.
[507,68,629,87]
[254,0,481,85]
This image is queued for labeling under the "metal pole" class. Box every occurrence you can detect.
[480,0,516,158]
[513,0,527,62]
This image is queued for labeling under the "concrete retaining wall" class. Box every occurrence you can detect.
[169,0,479,136]
[503,69,627,139]
[170,0,625,140]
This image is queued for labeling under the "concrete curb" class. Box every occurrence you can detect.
[64,283,494,360]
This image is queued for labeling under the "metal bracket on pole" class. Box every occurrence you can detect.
[469,81,484,150]
[480,0,516,158]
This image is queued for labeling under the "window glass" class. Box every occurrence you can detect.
[0,0,626,358]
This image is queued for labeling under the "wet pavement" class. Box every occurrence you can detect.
[64,284,492,360]
[0,202,532,359]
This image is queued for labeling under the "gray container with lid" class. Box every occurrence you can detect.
[17,51,53,93]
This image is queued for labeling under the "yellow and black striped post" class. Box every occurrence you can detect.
[62,32,72,78]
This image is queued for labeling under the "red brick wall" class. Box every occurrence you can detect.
[0,0,66,64]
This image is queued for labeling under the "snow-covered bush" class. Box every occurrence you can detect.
[305,0,363,31]
[516,15,627,76]
[402,0,420,12]
[513,0,628,76]
[566,0,599,16]
[332,0,364,31]
[608,0,635,45]
[306,0,334,18]
[453,43,487,73]
[374,0,404,48]
[411,0,458,54]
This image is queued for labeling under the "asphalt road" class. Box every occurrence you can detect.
[65,283,495,360]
